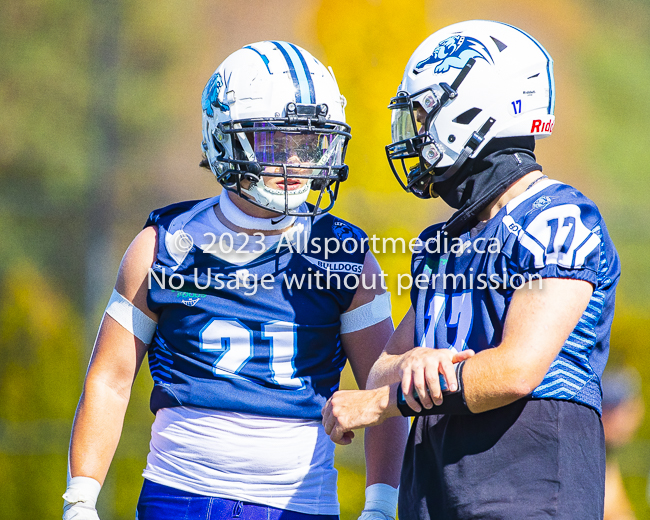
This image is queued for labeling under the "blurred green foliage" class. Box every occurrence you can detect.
[1,0,650,518]
[0,264,82,518]
[0,0,91,296]
[580,15,650,307]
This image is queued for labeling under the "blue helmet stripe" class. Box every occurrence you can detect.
[496,22,555,114]
[287,42,315,103]
[271,41,313,104]
[244,45,272,74]
[547,60,556,114]
[270,41,302,102]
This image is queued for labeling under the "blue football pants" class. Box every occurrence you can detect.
[136,479,340,520]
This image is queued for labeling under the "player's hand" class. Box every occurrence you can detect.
[63,503,100,520]
[357,510,394,520]
[398,347,474,413]
[322,386,393,445]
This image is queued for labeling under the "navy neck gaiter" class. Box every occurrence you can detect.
[433,137,542,237]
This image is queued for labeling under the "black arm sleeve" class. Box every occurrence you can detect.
[396,360,473,416]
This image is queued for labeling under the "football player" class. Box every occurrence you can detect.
[63,41,407,520]
[322,21,620,519]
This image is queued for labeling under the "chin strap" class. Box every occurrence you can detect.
[219,189,297,231]
[433,117,496,185]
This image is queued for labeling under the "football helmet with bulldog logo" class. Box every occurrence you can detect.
[386,20,555,198]
[202,41,350,215]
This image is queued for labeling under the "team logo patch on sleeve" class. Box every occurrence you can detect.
[532,196,552,210]
[414,35,493,74]
[332,221,359,241]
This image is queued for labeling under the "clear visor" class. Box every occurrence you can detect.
[388,86,448,166]
[390,107,418,146]
[251,123,344,167]
[390,86,447,145]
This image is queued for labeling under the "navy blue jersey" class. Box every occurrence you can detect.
[410,180,620,413]
[144,197,368,420]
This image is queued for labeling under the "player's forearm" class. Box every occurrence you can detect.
[69,378,131,484]
[366,307,418,391]
[460,279,594,414]
[461,346,544,413]
[366,353,402,390]
[364,415,409,488]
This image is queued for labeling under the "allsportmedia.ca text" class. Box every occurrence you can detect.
[173,229,503,259]
[270,230,503,257]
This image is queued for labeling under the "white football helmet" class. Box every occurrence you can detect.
[386,20,555,198]
[201,41,350,215]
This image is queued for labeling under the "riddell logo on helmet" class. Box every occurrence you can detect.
[530,119,554,133]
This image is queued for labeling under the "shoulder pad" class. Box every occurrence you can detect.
[510,183,602,229]
[144,199,205,229]
[418,223,446,242]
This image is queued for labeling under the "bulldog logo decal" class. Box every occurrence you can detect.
[414,35,493,74]
[202,72,230,116]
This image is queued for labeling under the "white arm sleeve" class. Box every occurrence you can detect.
[340,292,392,334]
[104,289,157,344]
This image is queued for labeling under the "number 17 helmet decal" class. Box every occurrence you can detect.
[202,41,351,216]
[386,20,555,199]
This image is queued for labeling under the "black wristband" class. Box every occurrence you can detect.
[396,360,472,416]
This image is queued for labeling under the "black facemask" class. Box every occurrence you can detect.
[433,137,541,237]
